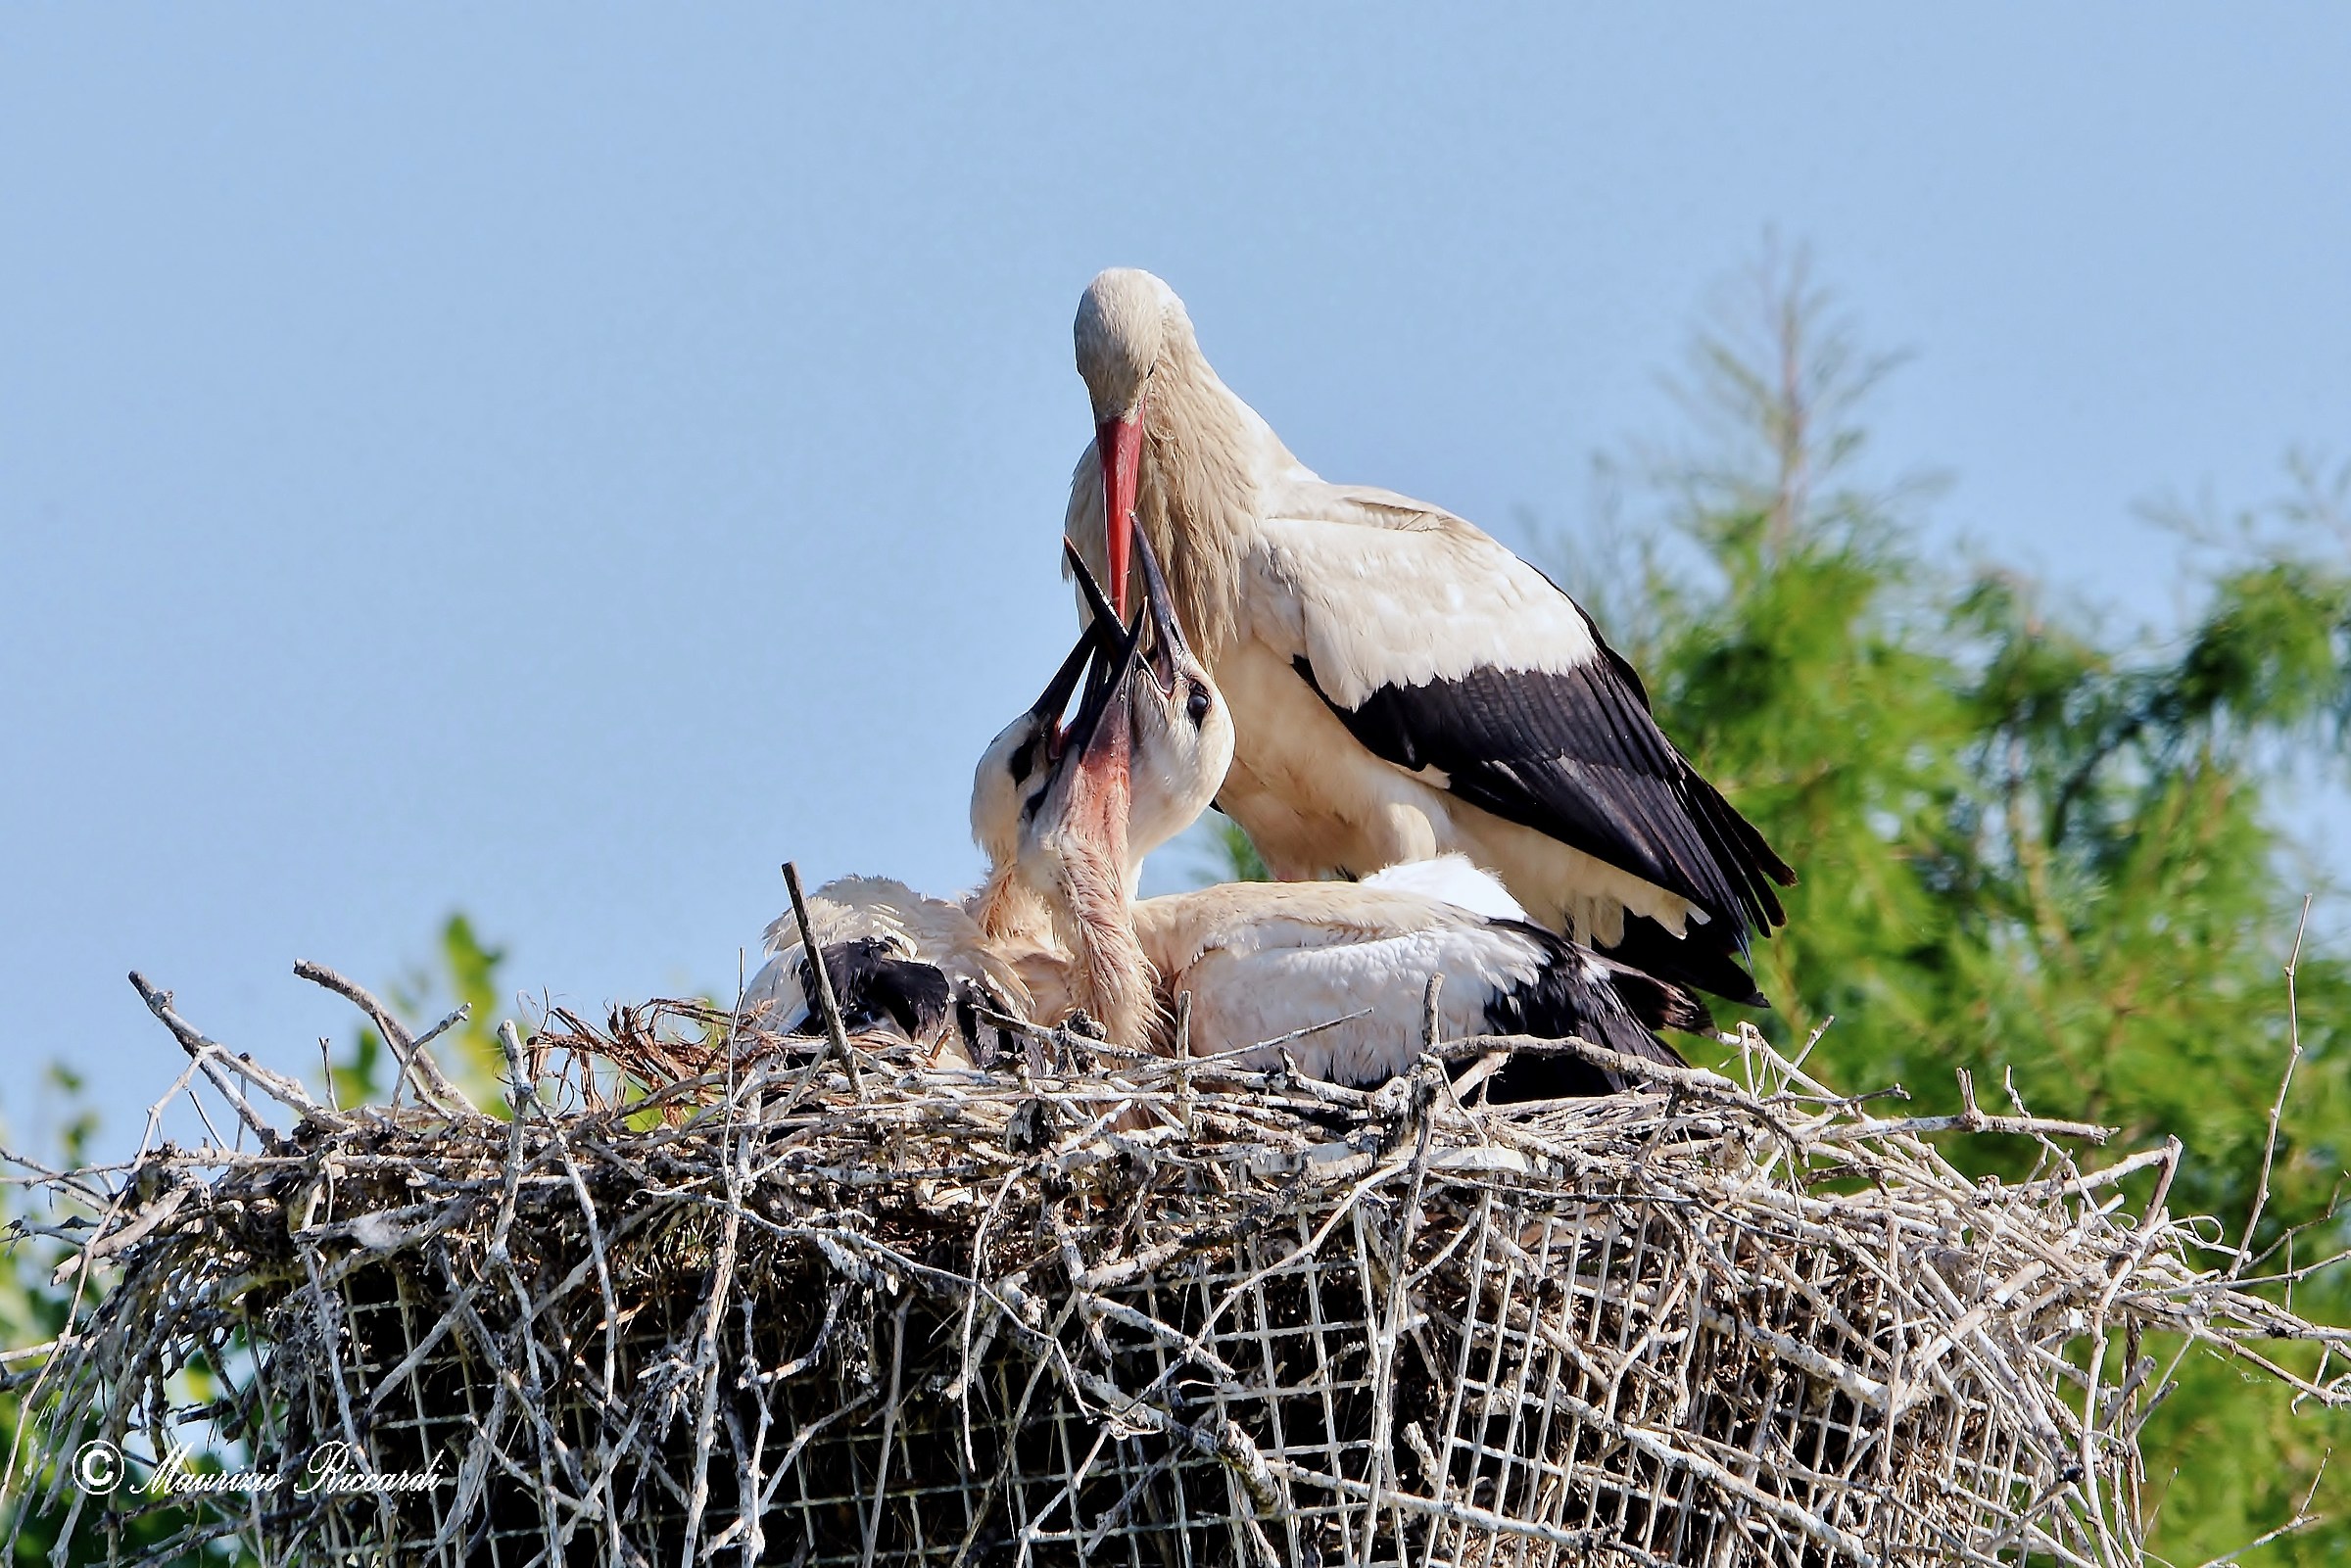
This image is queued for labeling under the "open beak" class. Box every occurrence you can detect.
[1033,595,1142,873]
[1012,545,1147,818]
[1063,538,1138,732]
[1026,624,1099,736]
[1130,517,1187,694]
[1095,408,1144,619]
[1030,542,1131,734]
[1060,596,1145,774]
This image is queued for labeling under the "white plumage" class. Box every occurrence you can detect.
[1360,852,1528,923]
[1019,527,1703,1095]
[1131,882,1548,1085]
[740,876,1030,1052]
[1248,499,1601,703]
[1064,268,1795,1004]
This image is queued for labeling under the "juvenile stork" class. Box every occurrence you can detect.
[741,628,1112,1058]
[1019,538,1705,1098]
[1064,269,1795,1003]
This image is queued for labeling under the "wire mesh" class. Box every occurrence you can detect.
[7,996,2347,1567]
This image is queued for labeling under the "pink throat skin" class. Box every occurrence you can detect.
[1040,712,1164,1052]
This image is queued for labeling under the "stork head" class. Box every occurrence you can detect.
[1074,267,1184,618]
[1121,521,1233,862]
[970,622,1111,923]
[969,632,1091,878]
[969,545,1133,934]
[1021,525,1231,901]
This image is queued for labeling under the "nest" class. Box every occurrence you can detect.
[5,963,2347,1567]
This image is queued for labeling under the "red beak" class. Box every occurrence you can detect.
[1095,411,1144,619]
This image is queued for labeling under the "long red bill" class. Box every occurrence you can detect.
[1096,412,1144,619]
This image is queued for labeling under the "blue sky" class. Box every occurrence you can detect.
[4,8,2346,1159]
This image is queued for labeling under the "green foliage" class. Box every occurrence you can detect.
[326,1020,384,1110]
[1199,809,1272,884]
[1,926,517,1560]
[1556,251,2351,1564]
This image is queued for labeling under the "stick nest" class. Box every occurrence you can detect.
[5,969,2348,1567]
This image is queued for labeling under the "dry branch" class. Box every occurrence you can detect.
[4,969,2345,1568]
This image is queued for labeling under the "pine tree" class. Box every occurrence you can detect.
[1559,252,2351,1564]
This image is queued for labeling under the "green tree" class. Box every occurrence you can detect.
[1573,253,2351,1564]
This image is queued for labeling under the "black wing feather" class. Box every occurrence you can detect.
[794,939,953,1041]
[1477,922,1692,1103]
[1602,913,1769,1009]
[1292,643,1792,945]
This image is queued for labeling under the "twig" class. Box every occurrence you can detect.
[487,1021,532,1265]
[1792,1012,1836,1071]
[1850,1110,2111,1144]
[1173,989,1194,1136]
[293,959,474,1117]
[783,861,861,1098]
[2235,895,2312,1277]
[125,972,278,1141]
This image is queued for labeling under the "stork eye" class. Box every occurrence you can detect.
[1185,684,1212,727]
[1008,736,1038,784]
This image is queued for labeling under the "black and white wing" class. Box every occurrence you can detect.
[1252,485,1793,999]
[741,876,1032,1062]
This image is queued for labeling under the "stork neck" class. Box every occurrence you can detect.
[973,863,1055,947]
[1050,838,1163,1052]
[1135,334,1289,662]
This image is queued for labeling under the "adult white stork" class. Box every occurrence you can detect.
[1063,269,1795,1004]
[1018,537,1705,1097]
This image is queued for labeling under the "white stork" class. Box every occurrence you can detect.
[1063,268,1795,1004]
[740,629,1112,1058]
[1018,537,1705,1097]
[739,876,1018,1063]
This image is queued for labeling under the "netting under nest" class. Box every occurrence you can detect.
[5,964,2348,1566]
